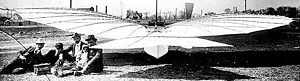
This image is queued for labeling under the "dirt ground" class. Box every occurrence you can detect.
[1,26,300,81]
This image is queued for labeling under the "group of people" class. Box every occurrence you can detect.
[0,33,103,76]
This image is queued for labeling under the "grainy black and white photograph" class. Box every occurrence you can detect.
[0,0,300,81]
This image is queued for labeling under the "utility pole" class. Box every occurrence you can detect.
[244,0,247,11]
[96,5,98,12]
[70,0,72,8]
[155,0,158,26]
[201,10,203,16]
[183,9,186,19]
[175,8,177,20]
[105,6,107,14]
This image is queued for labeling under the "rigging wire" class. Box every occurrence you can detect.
[0,28,26,50]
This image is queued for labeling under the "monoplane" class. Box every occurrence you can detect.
[14,8,293,58]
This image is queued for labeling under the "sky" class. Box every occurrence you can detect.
[1,0,300,17]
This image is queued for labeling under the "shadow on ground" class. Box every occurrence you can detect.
[104,50,300,80]
[103,52,159,66]
[117,64,254,80]
[103,50,300,67]
[172,50,300,67]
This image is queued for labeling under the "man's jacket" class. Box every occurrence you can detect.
[64,41,87,56]
[21,46,44,65]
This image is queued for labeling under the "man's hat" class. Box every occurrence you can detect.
[85,35,97,41]
[71,33,81,38]
[35,38,45,44]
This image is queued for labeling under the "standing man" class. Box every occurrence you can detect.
[64,33,87,62]
[0,38,46,74]
[74,35,103,75]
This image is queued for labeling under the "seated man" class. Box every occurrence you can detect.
[44,43,68,66]
[73,35,103,75]
[0,38,46,74]
[64,33,87,62]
